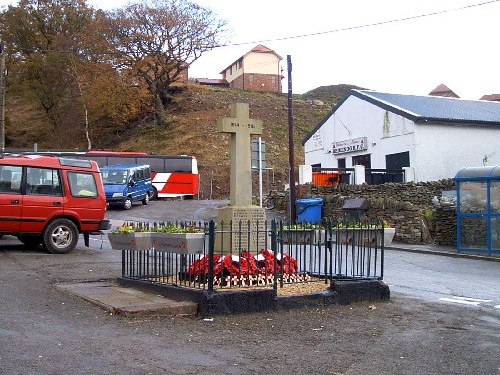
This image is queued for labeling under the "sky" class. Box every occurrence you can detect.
[1,0,499,99]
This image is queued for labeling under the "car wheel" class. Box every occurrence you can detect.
[42,219,79,254]
[17,234,42,248]
[149,187,158,200]
[142,193,149,205]
[124,197,133,210]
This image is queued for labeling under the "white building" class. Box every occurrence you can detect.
[302,90,500,182]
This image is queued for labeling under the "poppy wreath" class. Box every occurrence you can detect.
[186,249,298,283]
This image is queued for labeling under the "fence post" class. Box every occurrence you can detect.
[353,165,365,184]
[402,167,415,182]
[271,220,278,292]
[208,220,215,292]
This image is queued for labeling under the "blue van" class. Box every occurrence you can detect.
[100,164,152,210]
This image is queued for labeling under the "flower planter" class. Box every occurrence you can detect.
[383,228,395,247]
[281,229,325,245]
[108,232,152,251]
[151,232,205,254]
[333,227,395,247]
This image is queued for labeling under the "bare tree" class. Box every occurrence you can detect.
[103,0,227,126]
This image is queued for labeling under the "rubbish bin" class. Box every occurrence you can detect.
[296,197,323,224]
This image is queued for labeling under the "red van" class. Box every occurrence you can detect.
[0,154,110,253]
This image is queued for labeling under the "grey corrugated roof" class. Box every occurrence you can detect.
[302,89,500,145]
[354,90,500,124]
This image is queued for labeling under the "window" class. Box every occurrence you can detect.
[337,158,346,169]
[352,154,371,168]
[0,165,22,194]
[68,172,97,198]
[102,170,128,184]
[386,151,410,170]
[144,168,151,179]
[26,167,62,196]
[136,168,144,181]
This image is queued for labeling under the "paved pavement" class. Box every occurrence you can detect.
[56,239,498,318]
[57,281,198,317]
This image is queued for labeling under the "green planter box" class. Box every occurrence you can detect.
[150,232,205,254]
[334,228,395,247]
[281,229,325,245]
[108,232,152,251]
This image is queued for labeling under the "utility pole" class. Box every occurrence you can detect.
[0,40,5,154]
[287,55,297,223]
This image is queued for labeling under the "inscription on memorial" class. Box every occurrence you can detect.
[217,207,267,252]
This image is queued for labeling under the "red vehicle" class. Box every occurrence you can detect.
[20,150,199,199]
[0,154,110,253]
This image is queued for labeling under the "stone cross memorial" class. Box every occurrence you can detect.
[216,103,267,253]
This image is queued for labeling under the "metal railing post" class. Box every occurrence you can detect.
[208,220,215,292]
[271,220,278,292]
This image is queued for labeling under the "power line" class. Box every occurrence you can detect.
[215,0,500,48]
[8,0,499,56]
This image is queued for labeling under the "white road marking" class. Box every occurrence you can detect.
[439,296,493,307]
[494,305,500,309]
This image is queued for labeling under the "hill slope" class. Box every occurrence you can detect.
[5,84,359,199]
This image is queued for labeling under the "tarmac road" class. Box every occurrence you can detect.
[0,200,499,375]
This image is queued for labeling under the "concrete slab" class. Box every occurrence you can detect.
[57,281,198,317]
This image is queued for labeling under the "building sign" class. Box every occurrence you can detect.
[332,137,367,154]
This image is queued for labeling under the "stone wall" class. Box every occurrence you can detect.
[434,202,457,246]
[270,180,457,245]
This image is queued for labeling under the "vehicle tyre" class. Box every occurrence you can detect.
[123,197,133,210]
[149,186,158,200]
[142,193,150,205]
[17,234,42,248]
[42,219,79,254]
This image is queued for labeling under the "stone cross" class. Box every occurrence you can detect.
[218,103,262,206]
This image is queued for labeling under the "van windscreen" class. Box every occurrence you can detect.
[101,170,128,184]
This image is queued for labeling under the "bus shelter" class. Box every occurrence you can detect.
[453,166,500,254]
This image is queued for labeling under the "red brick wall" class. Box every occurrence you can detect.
[176,66,189,84]
[230,73,281,93]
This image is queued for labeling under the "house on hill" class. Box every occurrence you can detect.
[480,94,500,102]
[219,44,283,93]
[429,83,459,98]
[303,90,500,182]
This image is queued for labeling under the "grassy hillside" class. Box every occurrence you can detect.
[5,84,358,199]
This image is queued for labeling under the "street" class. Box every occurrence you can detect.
[385,250,500,311]
[0,200,499,374]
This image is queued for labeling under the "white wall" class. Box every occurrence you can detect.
[304,96,416,169]
[223,61,242,82]
[244,52,280,74]
[304,95,500,182]
[414,124,500,181]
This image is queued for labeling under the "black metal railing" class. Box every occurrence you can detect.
[119,218,385,292]
[365,168,405,185]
